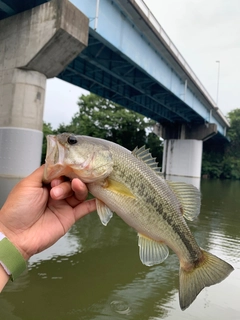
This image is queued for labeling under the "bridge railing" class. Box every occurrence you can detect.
[134,0,220,112]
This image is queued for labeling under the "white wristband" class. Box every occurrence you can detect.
[0,233,11,275]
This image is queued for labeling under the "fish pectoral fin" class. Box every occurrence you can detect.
[104,178,135,198]
[166,181,201,221]
[138,233,169,266]
[96,199,113,226]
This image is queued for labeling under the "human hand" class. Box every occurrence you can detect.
[0,165,96,261]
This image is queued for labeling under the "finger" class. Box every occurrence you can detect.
[50,181,73,200]
[73,199,97,221]
[51,177,66,188]
[71,178,89,202]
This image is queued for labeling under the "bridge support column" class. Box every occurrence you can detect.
[159,123,217,189]
[0,68,46,176]
[162,140,203,189]
[0,0,89,203]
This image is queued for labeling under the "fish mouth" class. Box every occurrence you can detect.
[43,134,114,184]
[43,135,66,183]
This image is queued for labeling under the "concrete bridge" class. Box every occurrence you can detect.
[0,0,229,191]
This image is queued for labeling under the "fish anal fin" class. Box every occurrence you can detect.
[166,181,201,221]
[138,233,169,266]
[179,249,234,310]
[104,178,135,198]
[96,199,113,226]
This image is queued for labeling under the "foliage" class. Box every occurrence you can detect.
[226,109,240,158]
[42,93,163,166]
[221,157,240,180]
[201,152,223,179]
[146,132,163,169]
[201,108,240,179]
[41,122,53,164]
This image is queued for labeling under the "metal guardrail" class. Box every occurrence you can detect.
[133,0,229,127]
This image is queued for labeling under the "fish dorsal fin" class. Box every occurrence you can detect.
[96,199,113,226]
[138,233,169,266]
[132,146,162,176]
[166,181,201,221]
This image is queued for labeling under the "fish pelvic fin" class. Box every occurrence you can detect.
[138,233,169,266]
[96,199,113,226]
[179,250,234,310]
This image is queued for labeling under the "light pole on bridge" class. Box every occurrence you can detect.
[216,60,220,107]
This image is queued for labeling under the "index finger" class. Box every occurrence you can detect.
[71,178,89,202]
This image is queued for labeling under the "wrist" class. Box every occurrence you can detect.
[0,224,30,261]
[0,232,27,281]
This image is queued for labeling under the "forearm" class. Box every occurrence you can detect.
[0,264,10,292]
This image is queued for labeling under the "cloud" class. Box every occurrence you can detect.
[44,78,88,129]
[144,0,240,113]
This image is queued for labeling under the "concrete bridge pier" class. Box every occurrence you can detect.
[157,123,217,189]
[0,0,89,203]
[162,139,203,189]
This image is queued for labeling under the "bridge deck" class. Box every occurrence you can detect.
[0,0,229,141]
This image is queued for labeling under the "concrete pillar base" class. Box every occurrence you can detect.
[0,127,43,206]
[162,139,202,189]
[0,68,46,182]
[0,127,43,178]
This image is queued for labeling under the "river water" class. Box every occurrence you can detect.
[0,179,240,320]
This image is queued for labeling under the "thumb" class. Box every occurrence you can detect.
[21,165,45,188]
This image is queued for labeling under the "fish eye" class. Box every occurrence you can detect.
[67,135,78,145]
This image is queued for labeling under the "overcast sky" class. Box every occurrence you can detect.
[44,0,240,129]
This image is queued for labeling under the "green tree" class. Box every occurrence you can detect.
[41,122,53,164]
[227,108,240,157]
[146,132,163,168]
[43,93,163,167]
[201,152,223,179]
[62,93,161,155]
[201,108,240,179]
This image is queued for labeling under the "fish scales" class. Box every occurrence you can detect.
[43,133,234,311]
[91,141,197,257]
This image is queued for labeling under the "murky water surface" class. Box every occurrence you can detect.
[1,179,240,319]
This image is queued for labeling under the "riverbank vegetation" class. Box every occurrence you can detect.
[42,93,240,179]
[202,109,240,179]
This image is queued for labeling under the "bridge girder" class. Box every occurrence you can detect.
[59,34,204,126]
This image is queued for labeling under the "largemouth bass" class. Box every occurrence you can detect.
[43,133,233,310]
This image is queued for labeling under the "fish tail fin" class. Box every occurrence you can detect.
[179,250,233,310]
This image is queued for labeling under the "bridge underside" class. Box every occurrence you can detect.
[1,0,228,143]
[0,0,49,18]
[58,32,227,143]
[58,32,204,127]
